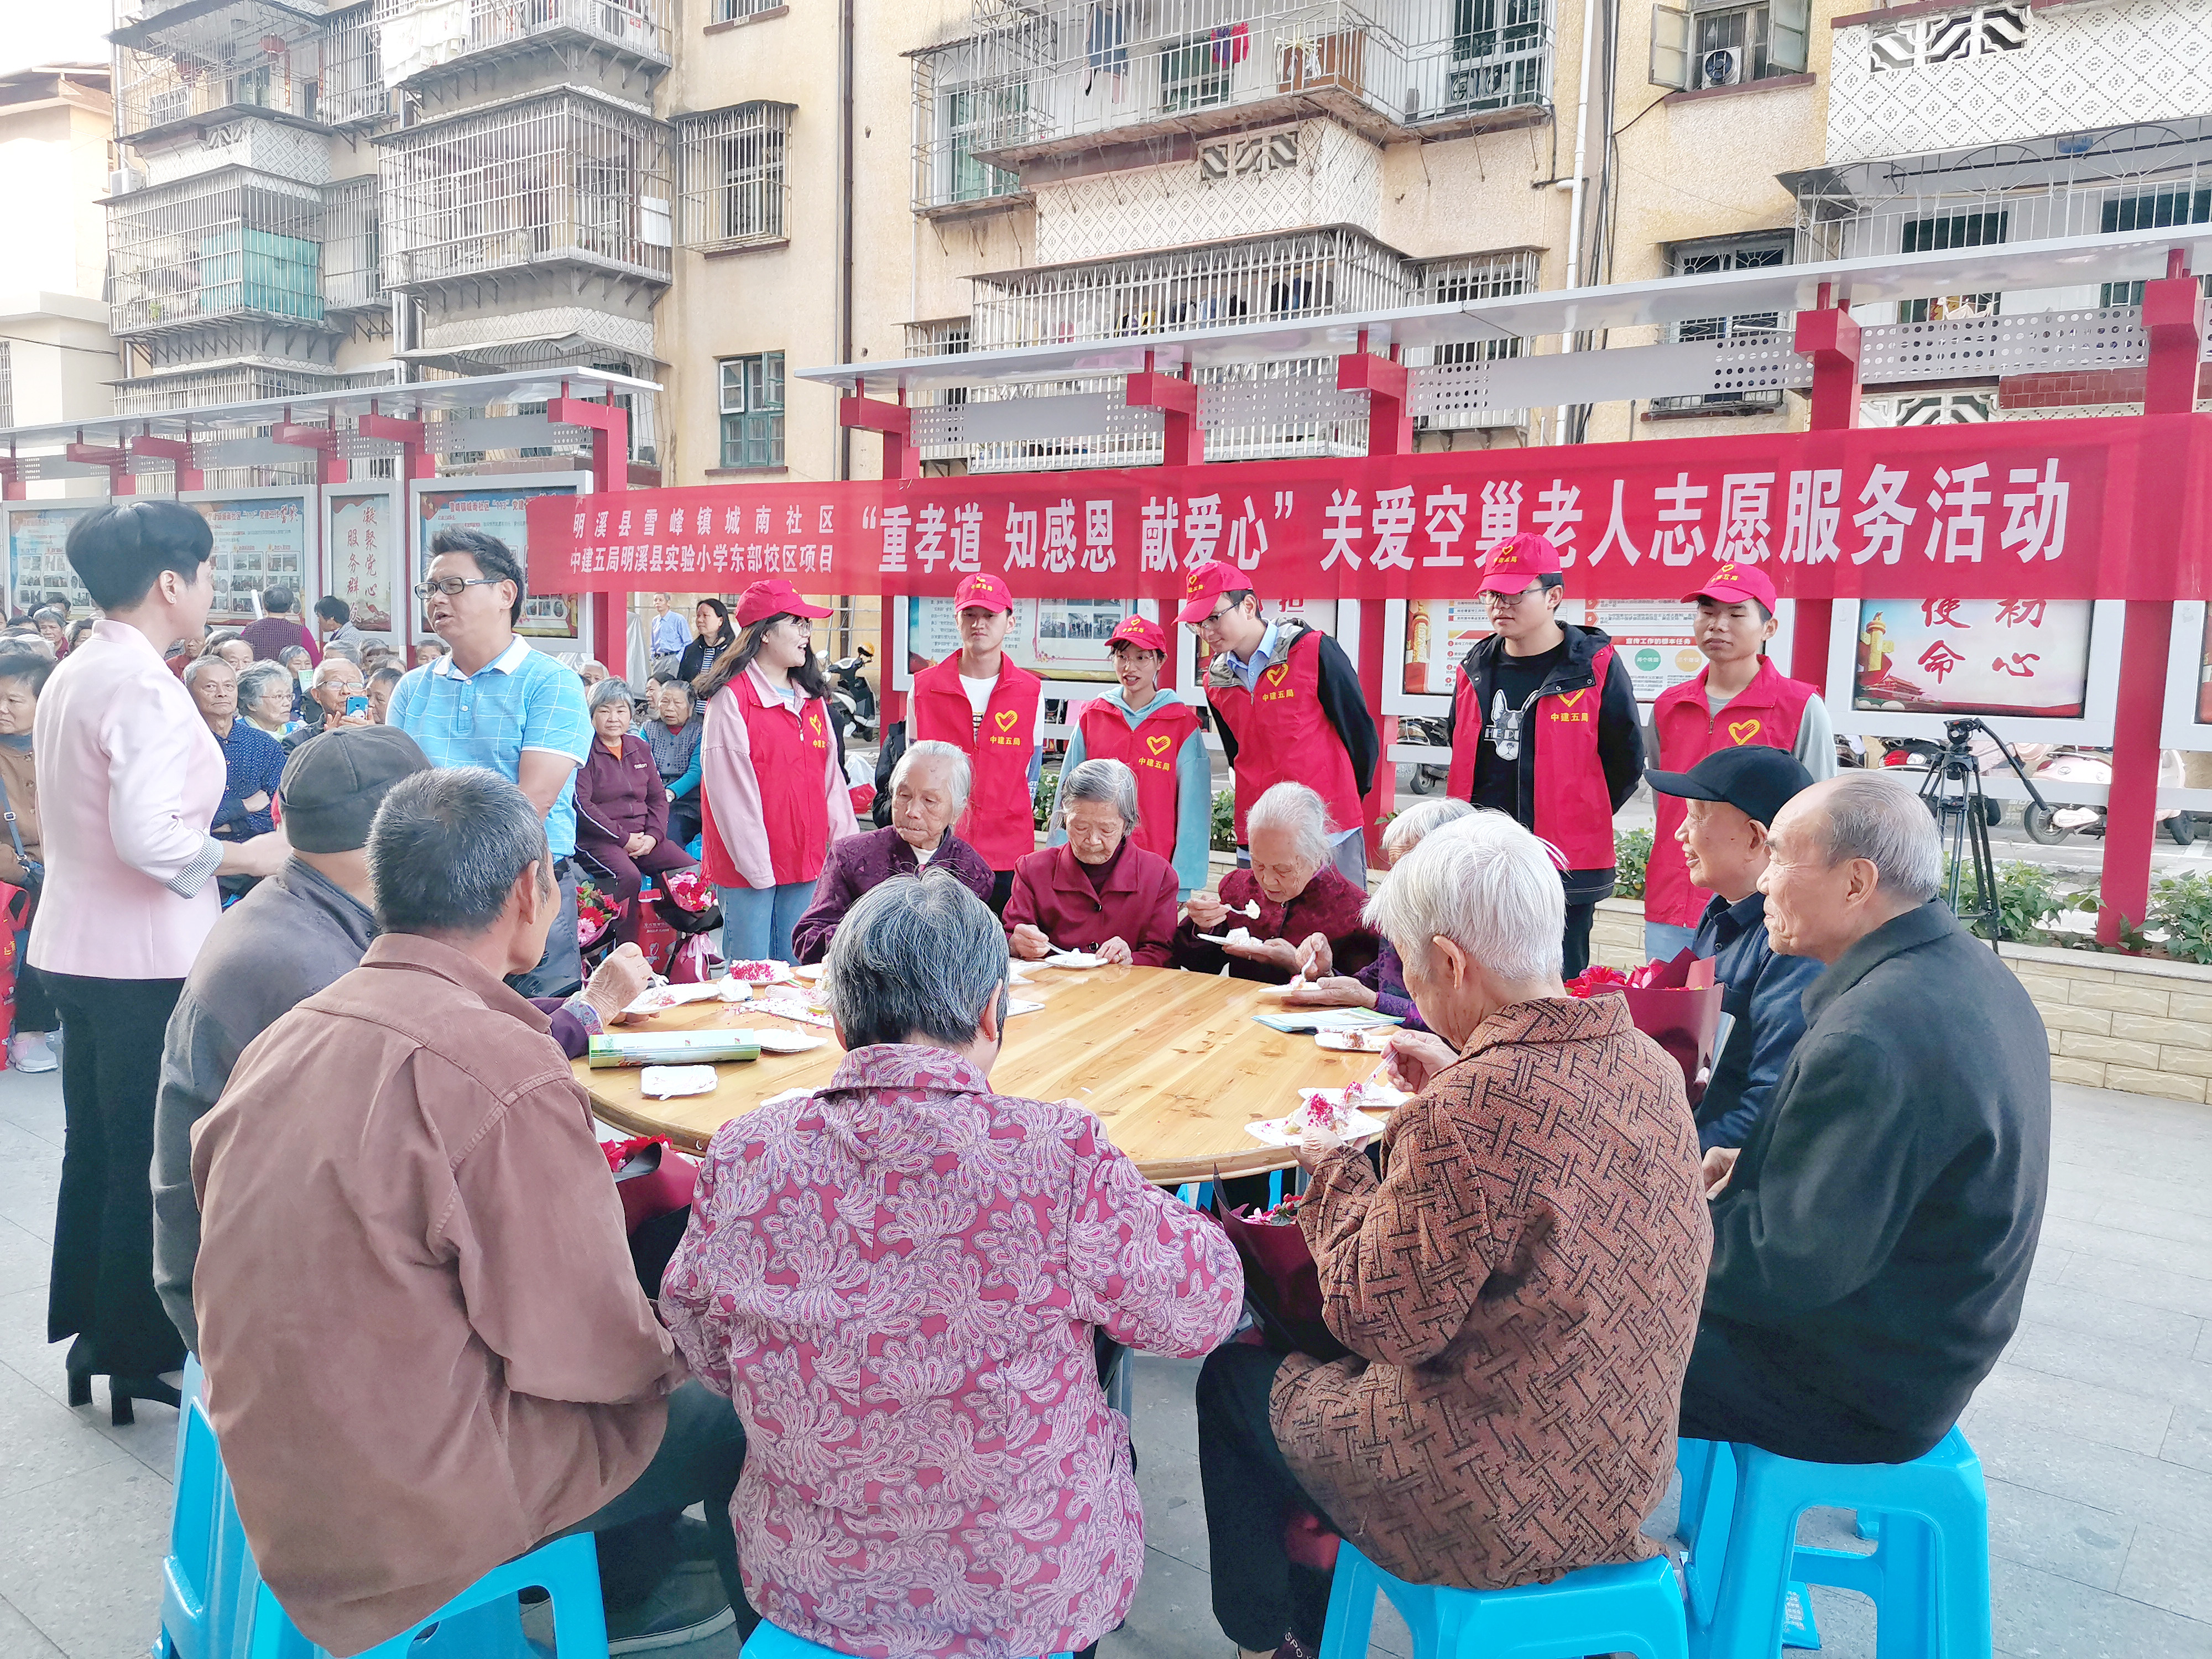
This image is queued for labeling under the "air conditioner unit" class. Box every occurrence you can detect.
[1700,46,1743,86]
[108,167,147,197]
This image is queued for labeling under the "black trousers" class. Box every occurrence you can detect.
[988,868,1015,916]
[1197,1344,1339,1652]
[13,952,53,1031]
[1562,900,1597,979]
[1678,1321,1932,1465]
[554,1379,759,1630]
[45,973,189,1376]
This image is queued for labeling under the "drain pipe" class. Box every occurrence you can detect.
[1552,0,1601,445]
[836,0,856,481]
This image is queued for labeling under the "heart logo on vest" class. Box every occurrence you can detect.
[1262,664,1290,689]
[1146,733,1172,756]
[1728,719,1762,745]
[1556,688,1589,709]
[994,708,1019,733]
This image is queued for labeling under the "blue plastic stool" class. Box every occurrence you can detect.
[1690,1428,1991,1659]
[153,1360,598,1659]
[1316,1539,1688,1659]
[1674,1438,1737,1631]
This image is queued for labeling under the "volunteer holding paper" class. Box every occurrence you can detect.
[1051,615,1210,896]
[1642,562,1834,959]
[697,579,859,964]
[910,572,1044,911]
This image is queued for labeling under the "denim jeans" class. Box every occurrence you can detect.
[719,880,818,963]
[1645,921,1700,962]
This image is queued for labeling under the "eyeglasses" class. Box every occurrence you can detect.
[1483,585,1547,609]
[1189,601,1237,630]
[413,576,506,599]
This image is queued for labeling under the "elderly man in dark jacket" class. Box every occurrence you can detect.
[152,728,650,1355]
[1644,743,1822,1154]
[1682,772,2051,1465]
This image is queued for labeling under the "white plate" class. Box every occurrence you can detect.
[723,960,795,987]
[752,1029,828,1055]
[1197,927,1260,947]
[790,963,825,982]
[1316,1029,1392,1053]
[1305,1080,1412,1114]
[640,1065,719,1099]
[1043,951,1105,969]
[1244,1104,1389,1148]
[622,981,728,1018]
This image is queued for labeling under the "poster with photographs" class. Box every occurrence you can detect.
[417,484,578,639]
[7,505,97,618]
[1402,599,1495,696]
[1852,598,2095,718]
[190,496,310,625]
[1588,601,1705,702]
[326,492,396,635]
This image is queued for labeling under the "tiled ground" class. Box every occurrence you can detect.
[2,1067,2209,1658]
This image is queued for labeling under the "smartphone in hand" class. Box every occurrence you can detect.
[345,695,369,717]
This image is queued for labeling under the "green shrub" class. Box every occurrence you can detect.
[1032,769,1057,831]
[1613,827,1653,899]
[2150,871,2212,963]
[1945,858,2094,944]
[1211,789,1237,852]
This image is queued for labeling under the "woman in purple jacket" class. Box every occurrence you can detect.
[574,676,697,946]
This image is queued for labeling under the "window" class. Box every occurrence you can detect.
[1898,210,2004,321]
[1452,0,1551,108]
[942,84,1026,204]
[1656,237,1788,410]
[1161,35,1232,113]
[676,104,790,248]
[718,353,785,469]
[2099,189,2212,306]
[1650,0,1807,88]
[1869,4,2025,69]
[714,0,782,19]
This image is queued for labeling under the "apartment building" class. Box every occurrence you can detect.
[0,64,119,436]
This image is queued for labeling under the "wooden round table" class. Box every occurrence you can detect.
[577,963,1393,1183]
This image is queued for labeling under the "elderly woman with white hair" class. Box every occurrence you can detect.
[787,739,995,963]
[1280,797,1477,1030]
[1195,811,1710,1659]
[1175,781,1379,984]
[1005,758,1180,966]
[573,675,699,948]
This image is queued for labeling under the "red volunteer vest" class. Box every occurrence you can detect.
[1077,695,1201,867]
[1644,656,1815,928]
[911,653,1044,870]
[1444,643,1620,870]
[700,674,837,889]
[1206,628,1365,846]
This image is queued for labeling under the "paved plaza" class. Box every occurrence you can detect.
[0,1067,2206,1658]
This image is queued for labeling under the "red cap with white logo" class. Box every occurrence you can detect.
[735,578,833,627]
[1682,561,1779,612]
[1176,560,1249,624]
[952,572,1015,613]
[1107,615,1168,653]
[1474,533,1566,594]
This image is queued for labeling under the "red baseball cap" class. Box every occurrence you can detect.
[1176,559,1250,624]
[1475,532,1565,594]
[1683,561,1778,612]
[952,572,1015,613]
[1107,615,1168,653]
[734,578,833,627]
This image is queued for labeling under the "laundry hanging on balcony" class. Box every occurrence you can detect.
[1084,4,1128,99]
[1211,23,1252,67]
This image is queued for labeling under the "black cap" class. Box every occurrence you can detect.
[278,727,432,853]
[1645,744,1813,828]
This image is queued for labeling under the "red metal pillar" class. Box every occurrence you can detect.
[270,421,346,487]
[1787,284,1859,693]
[0,458,22,503]
[1125,353,1203,466]
[360,410,431,657]
[1348,333,1405,867]
[1337,334,1413,456]
[2099,248,2199,944]
[127,434,203,493]
[550,392,634,677]
[838,390,919,481]
[66,440,133,498]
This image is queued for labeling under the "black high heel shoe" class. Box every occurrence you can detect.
[64,1336,95,1408]
[105,1375,181,1427]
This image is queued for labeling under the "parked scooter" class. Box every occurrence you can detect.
[1400,714,1453,794]
[2021,746,2195,847]
[828,646,879,745]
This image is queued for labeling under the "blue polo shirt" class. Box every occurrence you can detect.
[387,635,593,856]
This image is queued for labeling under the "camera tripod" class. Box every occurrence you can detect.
[1901,717,2051,953]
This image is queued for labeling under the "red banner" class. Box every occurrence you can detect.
[526,414,2212,604]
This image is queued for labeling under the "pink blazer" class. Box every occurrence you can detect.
[30,620,227,980]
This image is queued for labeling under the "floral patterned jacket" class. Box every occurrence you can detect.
[660,1044,1245,1659]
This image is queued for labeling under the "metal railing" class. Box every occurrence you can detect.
[116,41,325,140]
[675,102,791,249]
[372,0,672,81]
[106,169,329,337]
[1797,165,2212,270]
[322,176,382,309]
[323,3,389,127]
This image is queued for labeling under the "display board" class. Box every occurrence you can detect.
[322,489,400,639]
[904,597,1137,684]
[6,502,101,617]
[2159,602,2212,750]
[1825,598,2124,744]
[184,491,312,627]
[1590,601,1704,702]
[414,474,586,641]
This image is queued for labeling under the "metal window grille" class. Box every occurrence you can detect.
[906,320,973,460]
[324,4,389,127]
[909,0,1552,175]
[106,168,327,337]
[322,176,383,310]
[112,363,347,415]
[675,103,789,248]
[911,35,1036,212]
[0,343,11,433]
[1869,2,2025,70]
[1410,250,1534,428]
[379,91,674,288]
[1655,237,1788,410]
[113,0,328,138]
[968,225,1414,350]
[718,352,785,468]
[371,0,672,71]
[714,0,784,18]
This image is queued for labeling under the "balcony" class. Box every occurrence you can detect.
[105,166,335,340]
[376,89,674,291]
[113,0,332,153]
[371,0,672,87]
[914,0,1552,186]
[1825,0,2212,167]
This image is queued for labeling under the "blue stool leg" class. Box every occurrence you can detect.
[1676,1439,1735,1632]
[1693,1450,1803,1659]
[1269,1169,1285,1208]
[1316,1541,1380,1659]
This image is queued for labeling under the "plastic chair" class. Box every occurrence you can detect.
[154,1361,255,1659]
[1691,1428,1992,1659]
[1316,1539,1688,1659]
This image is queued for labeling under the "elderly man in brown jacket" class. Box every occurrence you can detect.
[191,769,752,1656]
[1196,810,1712,1659]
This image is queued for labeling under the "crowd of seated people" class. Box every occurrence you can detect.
[15,504,2053,1659]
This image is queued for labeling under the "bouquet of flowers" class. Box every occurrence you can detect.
[577,879,623,948]
[1567,950,1725,1104]
[659,868,714,913]
[1212,1175,1348,1361]
[647,867,723,937]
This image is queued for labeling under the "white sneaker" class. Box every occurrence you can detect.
[8,1032,56,1073]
